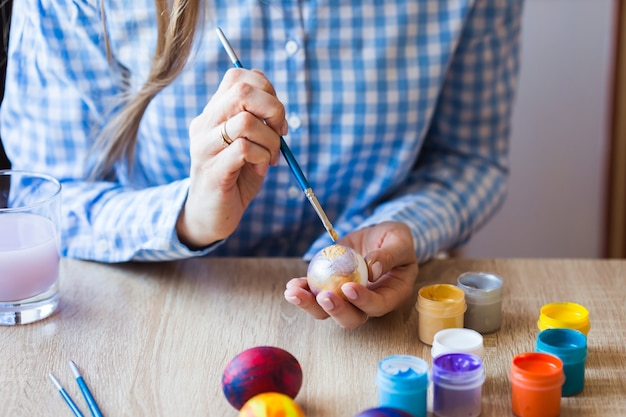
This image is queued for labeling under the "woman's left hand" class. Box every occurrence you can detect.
[284,221,419,329]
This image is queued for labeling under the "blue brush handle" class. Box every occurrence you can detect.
[59,388,85,417]
[216,28,338,241]
[76,376,104,417]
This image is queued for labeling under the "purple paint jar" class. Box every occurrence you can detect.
[432,353,485,417]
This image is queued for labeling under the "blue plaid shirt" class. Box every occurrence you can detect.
[1,0,522,263]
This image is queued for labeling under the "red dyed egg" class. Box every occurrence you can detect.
[354,407,414,417]
[238,392,305,417]
[222,346,303,410]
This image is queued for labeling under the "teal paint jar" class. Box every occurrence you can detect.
[535,328,588,396]
[376,355,429,417]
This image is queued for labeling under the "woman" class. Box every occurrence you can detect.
[0,0,523,328]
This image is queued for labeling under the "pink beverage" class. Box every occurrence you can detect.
[0,213,59,302]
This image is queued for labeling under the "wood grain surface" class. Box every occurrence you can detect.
[0,258,625,416]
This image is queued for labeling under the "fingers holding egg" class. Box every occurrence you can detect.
[303,244,370,328]
[284,244,371,328]
[306,244,368,297]
[284,278,331,320]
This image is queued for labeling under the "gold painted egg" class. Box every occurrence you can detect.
[306,244,368,297]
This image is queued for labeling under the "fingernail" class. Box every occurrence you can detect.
[318,293,335,311]
[342,285,358,301]
[285,294,301,305]
[281,120,289,136]
[256,163,269,177]
[370,261,383,280]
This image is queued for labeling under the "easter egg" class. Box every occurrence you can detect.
[222,346,303,410]
[307,244,368,297]
[354,407,414,417]
[238,392,306,417]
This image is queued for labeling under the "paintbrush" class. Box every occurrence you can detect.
[215,27,338,243]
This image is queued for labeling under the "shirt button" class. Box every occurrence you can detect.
[285,40,299,56]
[288,114,302,130]
[287,186,301,198]
[95,240,108,253]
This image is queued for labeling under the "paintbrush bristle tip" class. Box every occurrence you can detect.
[49,372,62,389]
[68,360,80,377]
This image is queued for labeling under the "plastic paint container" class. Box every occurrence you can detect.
[432,353,485,417]
[536,328,588,396]
[457,272,503,334]
[417,284,466,346]
[537,302,590,336]
[510,352,564,417]
[354,407,414,417]
[431,328,484,359]
[376,355,429,417]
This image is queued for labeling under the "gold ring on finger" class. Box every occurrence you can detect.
[220,121,233,146]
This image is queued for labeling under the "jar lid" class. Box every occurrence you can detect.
[457,272,503,304]
[432,328,484,359]
[537,302,590,336]
[536,328,588,363]
[510,352,565,388]
[376,355,429,392]
[432,353,485,388]
[417,284,466,316]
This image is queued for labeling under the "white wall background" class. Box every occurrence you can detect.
[459,0,615,258]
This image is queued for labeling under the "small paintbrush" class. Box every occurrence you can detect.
[215,27,338,242]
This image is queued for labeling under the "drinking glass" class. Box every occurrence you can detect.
[0,170,61,325]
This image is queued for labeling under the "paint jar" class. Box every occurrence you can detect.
[431,328,484,359]
[432,353,485,417]
[510,352,564,417]
[416,284,466,346]
[376,355,429,417]
[536,328,588,396]
[457,272,503,334]
[354,407,414,417]
[537,302,590,336]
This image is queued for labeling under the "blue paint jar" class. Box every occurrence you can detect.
[536,328,588,396]
[376,355,429,417]
[432,353,485,417]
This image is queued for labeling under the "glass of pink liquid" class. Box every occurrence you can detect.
[0,170,61,325]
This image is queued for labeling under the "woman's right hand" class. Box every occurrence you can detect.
[176,68,287,249]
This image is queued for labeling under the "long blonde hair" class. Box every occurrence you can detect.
[92,0,202,180]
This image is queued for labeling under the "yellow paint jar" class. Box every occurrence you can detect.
[416,284,466,345]
[537,302,590,336]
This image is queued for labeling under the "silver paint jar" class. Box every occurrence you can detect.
[457,272,503,334]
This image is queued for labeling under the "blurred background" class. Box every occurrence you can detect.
[0,0,12,171]
[459,0,623,259]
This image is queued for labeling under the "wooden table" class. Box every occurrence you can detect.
[1,258,625,416]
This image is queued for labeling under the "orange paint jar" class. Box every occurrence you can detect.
[416,284,466,345]
[510,352,564,417]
